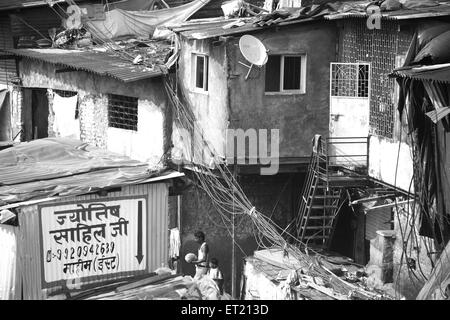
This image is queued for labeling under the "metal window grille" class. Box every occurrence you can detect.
[53,89,77,98]
[107,94,138,131]
[338,19,413,139]
[331,63,370,98]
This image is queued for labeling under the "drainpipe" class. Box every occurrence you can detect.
[224,37,237,299]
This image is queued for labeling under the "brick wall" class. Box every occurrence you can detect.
[338,19,413,139]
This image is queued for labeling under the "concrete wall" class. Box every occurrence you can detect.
[15,59,169,167]
[366,203,436,299]
[227,22,337,158]
[177,39,229,159]
[369,135,414,192]
[177,21,337,162]
[179,172,304,295]
[337,19,414,193]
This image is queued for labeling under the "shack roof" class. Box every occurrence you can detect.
[391,63,450,83]
[0,138,183,207]
[1,42,173,82]
[172,1,450,40]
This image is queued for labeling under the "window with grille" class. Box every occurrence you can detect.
[107,94,138,131]
[331,63,370,98]
[265,54,306,93]
[193,54,208,91]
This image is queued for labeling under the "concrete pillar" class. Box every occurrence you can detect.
[368,230,396,283]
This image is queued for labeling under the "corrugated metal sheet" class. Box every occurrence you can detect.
[0,224,21,300]
[0,0,65,11]
[0,14,17,84]
[9,6,62,40]
[18,182,169,299]
[391,64,450,84]
[324,5,450,21]
[0,138,181,206]
[2,47,168,82]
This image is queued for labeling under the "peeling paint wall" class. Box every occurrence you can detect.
[177,38,230,159]
[15,59,169,167]
[227,22,337,158]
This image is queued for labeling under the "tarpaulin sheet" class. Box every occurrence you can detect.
[87,0,210,40]
[0,138,155,205]
[105,0,158,11]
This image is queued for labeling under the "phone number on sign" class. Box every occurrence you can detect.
[46,242,116,262]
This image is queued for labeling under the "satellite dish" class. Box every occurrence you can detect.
[238,35,268,80]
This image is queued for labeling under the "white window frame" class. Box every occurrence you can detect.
[265,54,307,95]
[192,53,209,93]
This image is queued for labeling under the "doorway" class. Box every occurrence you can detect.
[22,88,49,140]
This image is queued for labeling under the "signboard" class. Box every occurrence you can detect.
[39,196,147,287]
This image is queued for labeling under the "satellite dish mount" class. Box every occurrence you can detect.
[238,35,268,80]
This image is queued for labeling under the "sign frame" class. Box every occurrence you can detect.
[38,195,149,289]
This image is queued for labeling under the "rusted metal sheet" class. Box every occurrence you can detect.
[39,197,148,287]
[2,47,168,82]
[18,182,169,299]
[0,224,20,300]
[0,14,16,85]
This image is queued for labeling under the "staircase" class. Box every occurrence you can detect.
[296,136,369,249]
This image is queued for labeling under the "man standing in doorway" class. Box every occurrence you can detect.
[192,230,209,279]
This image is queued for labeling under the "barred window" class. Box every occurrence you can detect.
[107,94,138,131]
[53,89,77,98]
[331,63,370,98]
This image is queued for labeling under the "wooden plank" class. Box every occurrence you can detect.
[115,273,176,292]
[417,240,450,300]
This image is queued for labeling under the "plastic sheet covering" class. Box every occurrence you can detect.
[0,225,19,300]
[414,30,450,65]
[87,0,211,40]
[0,138,156,206]
[105,0,158,11]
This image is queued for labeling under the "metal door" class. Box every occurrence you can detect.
[329,62,370,168]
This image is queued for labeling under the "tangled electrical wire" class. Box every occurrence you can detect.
[164,74,389,299]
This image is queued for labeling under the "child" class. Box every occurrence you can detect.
[207,257,224,295]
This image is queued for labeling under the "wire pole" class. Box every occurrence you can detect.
[232,163,237,298]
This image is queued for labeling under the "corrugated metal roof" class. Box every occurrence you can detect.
[1,47,170,82]
[173,1,450,40]
[0,138,183,206]
[324,4,450,21]
[172,16,317,39]
[0,0,65,11]
[390,63,450,83]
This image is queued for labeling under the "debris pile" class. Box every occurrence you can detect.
[242,249,395,300]
[47,269,232,300]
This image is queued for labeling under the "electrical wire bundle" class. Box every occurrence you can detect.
[164,76,390,299]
